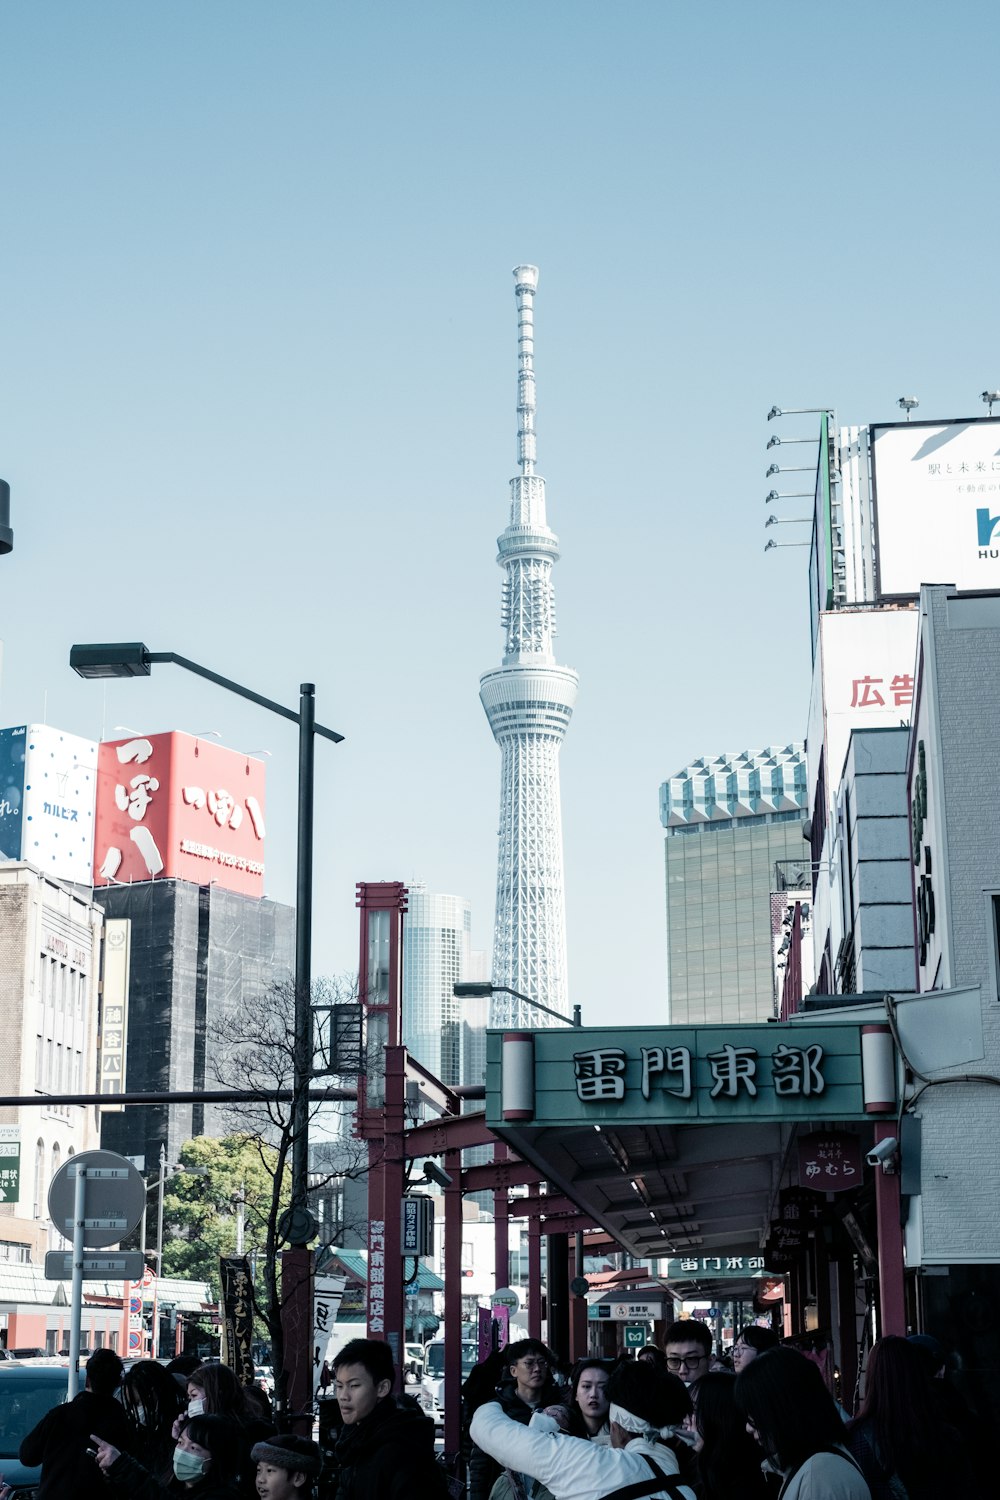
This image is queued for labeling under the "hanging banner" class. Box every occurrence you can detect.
[797,1131,863,1193]
[219,1256,255,1387]
[313,1274,346,1394]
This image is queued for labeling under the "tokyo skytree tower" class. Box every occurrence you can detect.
[480,265,578,1028]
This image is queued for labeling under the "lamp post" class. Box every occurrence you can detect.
[453,980,581,1027]
[69,642,344,1238]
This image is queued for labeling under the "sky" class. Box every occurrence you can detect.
[1,1,998,1027]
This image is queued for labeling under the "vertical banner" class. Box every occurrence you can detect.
[0,1127,21,1208]
[219,1256,255,1387]
[313,1273,346,1394]
[99,920,132,1111]
[0,726,27,858]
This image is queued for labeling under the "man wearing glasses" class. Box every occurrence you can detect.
[662,1320,713,1386]
[468,1340,559,1500]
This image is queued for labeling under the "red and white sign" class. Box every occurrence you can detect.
[94,733,266,898]
[797,1130,862,1194]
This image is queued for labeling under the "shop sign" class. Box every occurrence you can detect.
[662,1253,770,1280]
[797,1131,862,1193]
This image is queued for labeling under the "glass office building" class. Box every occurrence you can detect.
[660,745,808,1024]
[402,885,478,1086]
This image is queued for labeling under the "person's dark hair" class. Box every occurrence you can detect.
[737,1326,779,1356]
[332,1337,395,1387]
[848,1336,952,1493]
[189,1362,257,1424]
[608,1361,691,1430]
[545,1359,612,1438]
[505,1338,551,1370]
[166,1353,202,1379]
[636,1346,667,1372]
[86,1348,123,1397]
[734,1346,843,1476]
[691,1372,768,1500]
[122,1358,187,1472]
[181,1413,242,1483]
[663,1319,712,1356]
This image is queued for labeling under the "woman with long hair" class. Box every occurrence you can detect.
[688,1371,771,1500]
[846,1336,978,1500]
[121,1357,188,1484]
[184,1364,274,1499]
[734,1346,870,1500]
[542,1359,612,1442]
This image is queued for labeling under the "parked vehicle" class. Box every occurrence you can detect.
[420,1338,479,1423]
[403,1342,425,1383]
[0,1363,68,1496]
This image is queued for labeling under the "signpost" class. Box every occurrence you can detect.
[46,1150,146,1398]
[491,1286,521,1311]
[624,1325,646,1350]
[0,1127,20,1205]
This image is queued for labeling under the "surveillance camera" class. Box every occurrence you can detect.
[866,1137,899,1171]
[767,405,782,421]
[421,1159,454,1190]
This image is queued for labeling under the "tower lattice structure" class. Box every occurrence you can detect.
[480,265,578,1029]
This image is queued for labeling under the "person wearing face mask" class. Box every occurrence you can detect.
[181,1364,275,1499]
[91,1412,242,1498]
[122,1357,188,1485]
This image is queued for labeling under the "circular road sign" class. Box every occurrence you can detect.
[491,1286,521,1310]
[47,1149,147,1250]
[707,1307,719,1319]
[570,1276,589,1297]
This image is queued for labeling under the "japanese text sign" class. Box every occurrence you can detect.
[94,732,266,897]
[486,1023,867,1128]
[796,1131,862,1193]
[662,1253,772,1281]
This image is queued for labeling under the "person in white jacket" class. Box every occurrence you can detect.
[469,1361,698,1500]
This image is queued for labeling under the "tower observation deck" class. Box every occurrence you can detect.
[480,265,578,1029]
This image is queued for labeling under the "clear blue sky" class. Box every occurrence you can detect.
[2,2,997,1025]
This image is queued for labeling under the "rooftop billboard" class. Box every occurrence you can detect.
[871,416,1000,599]
[94,732,267,898]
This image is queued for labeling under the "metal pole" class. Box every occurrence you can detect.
[292,683,316,1232]
[67,1164,87,1401]
[155,1143,166,1273]
[236,1185,245,1254]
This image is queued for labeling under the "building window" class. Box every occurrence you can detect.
[34,1139,45,1219]
[990,895,1000,1003]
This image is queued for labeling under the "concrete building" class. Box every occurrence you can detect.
[0,863,103,1261]
[96,879,294,1171]
[402,887,472,1087]
[660,746,808,1023]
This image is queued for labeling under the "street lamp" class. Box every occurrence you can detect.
[453,980,581,1027]
[69,641,344,1242]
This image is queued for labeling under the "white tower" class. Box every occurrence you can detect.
[480,265,578,1028]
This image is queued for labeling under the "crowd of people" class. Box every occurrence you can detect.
[0,1322,984,1500]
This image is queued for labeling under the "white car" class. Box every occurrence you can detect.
[254,1364,275,1396]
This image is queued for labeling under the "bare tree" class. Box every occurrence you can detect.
[205,973,373,1418]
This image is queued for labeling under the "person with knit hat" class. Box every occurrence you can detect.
[251,1434,322,1500]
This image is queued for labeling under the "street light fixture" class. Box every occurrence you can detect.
[453,980,582,1028]
[69,641,344,1243]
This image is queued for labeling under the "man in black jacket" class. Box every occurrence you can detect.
[19,1347,134,1500]
[466,1339,560,1500]
[331,1338,444,1500]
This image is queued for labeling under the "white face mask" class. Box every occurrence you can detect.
[132,1400,147,1424]
[187,1396,206,1416]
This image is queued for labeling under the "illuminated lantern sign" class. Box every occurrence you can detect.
[93,732,266,898]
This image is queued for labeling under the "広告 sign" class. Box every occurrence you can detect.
[487,1022,867,1128]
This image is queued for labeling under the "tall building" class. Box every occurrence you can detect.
[479,266,578,1027]
[660,745,808,1023]
[97,879,294,1170]
[402,886,472,1086]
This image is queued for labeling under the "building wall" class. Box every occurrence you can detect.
[838,728,915,995]
[906,587,1000,1267]
[98,880,294,1169]
[402,888,472,1087]
[665,816,808,1023]
[0,864,102,1253]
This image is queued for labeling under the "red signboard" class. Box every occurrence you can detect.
[94,733,266,898]
[796,1131,863,1194]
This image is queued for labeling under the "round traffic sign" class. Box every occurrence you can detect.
[128,1331,141,1351]
[491,1286,521,1310]
[707,1307,719,1319]
[47,1150,147,1249]
[570,1276,589,1297]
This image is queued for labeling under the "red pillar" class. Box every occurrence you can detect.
[874,1122,906,1335]
[443,1146,463,1458]
[526,1186,542,1340]
[279,1249,313,1435]
[378,1045,407,1371]
[493,1141,510,1293]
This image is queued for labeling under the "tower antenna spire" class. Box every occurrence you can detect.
[479,266,579,1028]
